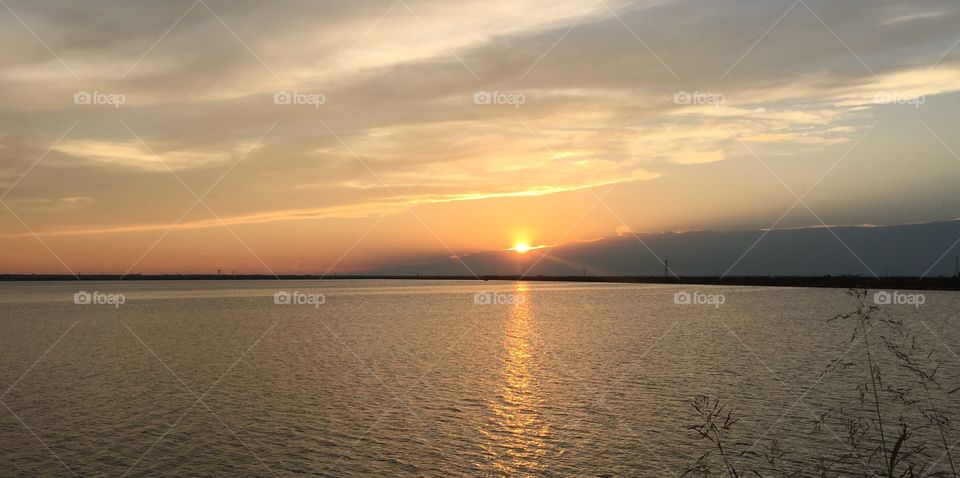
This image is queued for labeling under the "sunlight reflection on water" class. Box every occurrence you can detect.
[482,283,550,476]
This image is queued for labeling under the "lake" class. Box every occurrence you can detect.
[1,280,958,476]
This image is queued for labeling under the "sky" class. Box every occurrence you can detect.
[1,0,959,275]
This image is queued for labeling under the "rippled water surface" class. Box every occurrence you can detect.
[1,280,959,476]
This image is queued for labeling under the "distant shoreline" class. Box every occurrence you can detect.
[1,274,958,291]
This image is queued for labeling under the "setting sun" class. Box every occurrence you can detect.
[512,243,531,254]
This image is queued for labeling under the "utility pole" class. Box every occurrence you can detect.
[955,256,959,278]
[663,259,669,278]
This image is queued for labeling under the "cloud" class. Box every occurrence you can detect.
[1,0,960,246]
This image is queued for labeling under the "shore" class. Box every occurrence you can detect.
[1,274,958,291]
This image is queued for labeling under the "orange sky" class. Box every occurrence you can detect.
[2,0,960,274]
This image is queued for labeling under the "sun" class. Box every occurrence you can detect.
[512,242,531,254]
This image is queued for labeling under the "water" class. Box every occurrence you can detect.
[1,280,958,477]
